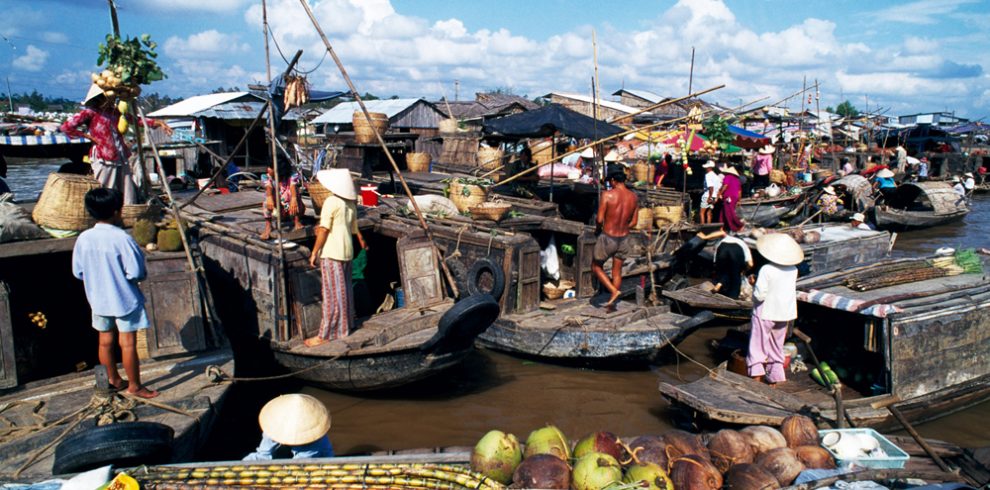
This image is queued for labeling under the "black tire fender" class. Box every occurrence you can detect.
[53,421,174,475]
[465,258,505,301]
[421,293,500,355]
[443,256,470,300]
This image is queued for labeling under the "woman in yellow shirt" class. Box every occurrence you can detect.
[305,169,367,347]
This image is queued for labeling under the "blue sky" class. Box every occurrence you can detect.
[2,0,989,118]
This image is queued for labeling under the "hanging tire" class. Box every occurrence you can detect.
[52,422,174,475]
[465,258,505,301]
[443,256,470,299]
[421,293,500,355]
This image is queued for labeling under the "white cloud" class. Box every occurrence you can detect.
[54,69,91,86]
[903,36,939,54]
[135,0,252,13]
[41,32,69,44]
[163,30,251,59]
[873,0,978,25]
[12,45,48,72]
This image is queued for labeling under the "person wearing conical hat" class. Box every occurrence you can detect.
[716,164,745,231]
[747,233,803,386]
[850,212,872,231]
[872,167,897,203]
[752,145,774,189]
[244,394,334,460]
[60,84,171,205]
[305,169,367,347]
[963,172,976,191]
[815,185,843,217]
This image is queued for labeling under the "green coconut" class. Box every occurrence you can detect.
[524,425,570,460]
[470,430,522,484]
[572,452,623,490]
[574,431,625,462]
[623,463,673,490]
[131,219,157,246]
[157,229,183,252]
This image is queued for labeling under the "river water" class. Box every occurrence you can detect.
[4,161,989,459]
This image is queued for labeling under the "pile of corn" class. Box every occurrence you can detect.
[132,463,505,490]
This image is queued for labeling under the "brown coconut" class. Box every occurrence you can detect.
[661,429,710,460]
[510,454,570,489]
[707,429,756,473]
[755,447,805,486]
[670,454,723,490]
[741,426,787,455]
[627,436,670,470]
[802,230,821,244]
[724,463,781,490]
[780,415,819,448]
[794,445,836,470]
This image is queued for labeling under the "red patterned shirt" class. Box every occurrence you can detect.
[60,108,150,163]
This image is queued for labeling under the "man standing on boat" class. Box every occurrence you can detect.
[592,164,639,311]
[747,233,802,386]
[305,169,367,347]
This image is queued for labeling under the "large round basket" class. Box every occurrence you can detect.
[530,140,554,165]
[122,201,163,228]
[438,119,459,134]
[477,147,503,170]
[32,173,101,231]
[469,201,512,222]
[653,204,683,226]
[632,162,655,184]
[448,181,488,213]
[406,152,431,173]
[308,180,333,217]
[634,208,654,230]
[352,111,389,144]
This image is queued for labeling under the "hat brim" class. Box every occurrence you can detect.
[317,169,357,200]
[756,233,804,266]
[83,84,104,105]
[720,167,739,176]
[259,394,332,446]
[876,169,895,178]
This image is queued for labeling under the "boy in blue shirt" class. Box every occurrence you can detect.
[72,188,159,398]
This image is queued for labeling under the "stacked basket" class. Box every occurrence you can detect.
[32,173,101,231]
[352,111,389,144]
[477,146,503,171]
[653,204,683,226]
[406,152,431,173]
[469,201,512,222]
[121,201,163,228]
[632,161,655,184]
[449,181,488,213]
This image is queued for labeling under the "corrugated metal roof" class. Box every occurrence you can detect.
[544,92,646,115]
[195,101,301,121]
[148,92,257,118]
[613,89,664,103]
[312,98,424,124]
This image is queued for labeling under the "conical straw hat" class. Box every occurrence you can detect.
[316,169,357,201]
[876,168,895,178]
[83,84,104,105]
[259,394,332,446]
[756,233,804,266]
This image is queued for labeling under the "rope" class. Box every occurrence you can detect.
[204,350,347,383]
[269,28,328,75]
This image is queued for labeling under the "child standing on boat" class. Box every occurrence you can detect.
[72,188,159,398]
[747,233,803,386]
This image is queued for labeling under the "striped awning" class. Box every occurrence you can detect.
[0,134,90,146]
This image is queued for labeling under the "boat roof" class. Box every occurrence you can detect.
[888,181,967,214]
[148,92,256,118]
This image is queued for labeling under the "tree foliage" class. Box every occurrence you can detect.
[702,115,733,150]
[2,91,78,112]
[828,100,860,118]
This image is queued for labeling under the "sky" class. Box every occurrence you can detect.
[1,0,989,118]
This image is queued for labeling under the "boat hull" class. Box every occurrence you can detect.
[272,347,472,391]
[875,206,969,230]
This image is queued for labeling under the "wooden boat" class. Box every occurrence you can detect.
[737,192,805,227]
[747,223,892,276]
[659,255,990,430]
[0,133,90,161]
[874,181,970,229]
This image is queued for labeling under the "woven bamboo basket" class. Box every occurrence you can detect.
[632,162,655,184]
[477,147,503,170]
[449,181,488,212]
[32,173,101,231]
[635,208,654,230]
[438,118,459,134]
[543,280,576,300]
[653,204,683,226]
[122,201,163,228]
[308,180,333,217]
[352,111,389,144]
[406,152,431,173]
[469,201,512,222]
[530,140,554,165]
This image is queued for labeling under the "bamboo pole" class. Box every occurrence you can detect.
[493,95,767,187]
[296,0,460,297]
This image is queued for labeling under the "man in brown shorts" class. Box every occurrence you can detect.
[593,164,639,310]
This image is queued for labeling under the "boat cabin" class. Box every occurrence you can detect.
[875,181,970,229]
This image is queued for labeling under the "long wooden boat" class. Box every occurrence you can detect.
[737,192,806,228]
[874,181,970,230]
[0,133,90,161]
[659,255,990,430]
[747,223,892,276]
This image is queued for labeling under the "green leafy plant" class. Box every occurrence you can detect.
[96,33,166,86]
[702,115,733,151]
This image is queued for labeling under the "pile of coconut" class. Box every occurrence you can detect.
[470,415,832,490]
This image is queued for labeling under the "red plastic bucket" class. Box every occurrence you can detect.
[360,184,379,207]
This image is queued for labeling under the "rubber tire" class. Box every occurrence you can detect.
[52,422,174,475]
[465,258,505,301]
[421,294,500,355]
[443,257,470,300]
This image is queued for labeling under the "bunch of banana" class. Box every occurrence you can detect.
[283,75,310,109]
[29,311,47,329]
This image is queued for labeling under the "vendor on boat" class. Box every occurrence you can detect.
[699,160,721,225]
[653,153,671,187]
[894,145,907,174]
[244,394,334,460]
[872,168,897,202]
[717,164,745,232]
[60,84,172,205]
[260,157,305,240]
[917,157,929,181]
[952,176,966,197]
[305,169,367,347]
[840,157,855,177]
[815,186,843,217]
[752,145,774,189]
[964,172,976,192]
[696,228,752,299]
[593,164,639,311]
[747,233,802,386]
[850,212,873,231]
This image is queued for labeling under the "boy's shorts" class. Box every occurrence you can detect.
[92,306,149,333]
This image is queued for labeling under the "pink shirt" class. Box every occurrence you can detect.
[754,153,773,176]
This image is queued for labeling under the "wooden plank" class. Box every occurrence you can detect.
[0,237,76,259]
[0,282,16,388]
[397,233,444,307]
[142,270,206,358]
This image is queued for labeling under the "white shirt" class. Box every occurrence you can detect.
[953,183,966,196]
[855,222,873,231]
[714,236,752,265]
[703,171,722,199]
[964,177,975,190]
[753,263,798,322]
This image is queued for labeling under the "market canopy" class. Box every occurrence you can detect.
[482,103,624,140]
[728,125,770,149]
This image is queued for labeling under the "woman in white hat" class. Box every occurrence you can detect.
[963,172,976,191]
[752,145,774,189]
[952,176,966,197]
[717,165,745,231]
[747,234,803,385]
[305,169,367,347]
[872,168,897,202]
[815,185,843,217]
[850,212,872,231]
[60,84,171,204]
[699,160,720,224]
[244,394,333,460]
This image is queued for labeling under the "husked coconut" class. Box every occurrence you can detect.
[741,426,787,454]
[780,415,819,448]
[661,429,710,460]
[510,454,570,489]
[627,436,670,470]
[724,463,781,490]
[670,455,722,490]
[755,447,805,486]
[707,429,755,473]
[795,445,836,469]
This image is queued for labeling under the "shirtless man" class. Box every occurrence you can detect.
[593,165,639,311]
